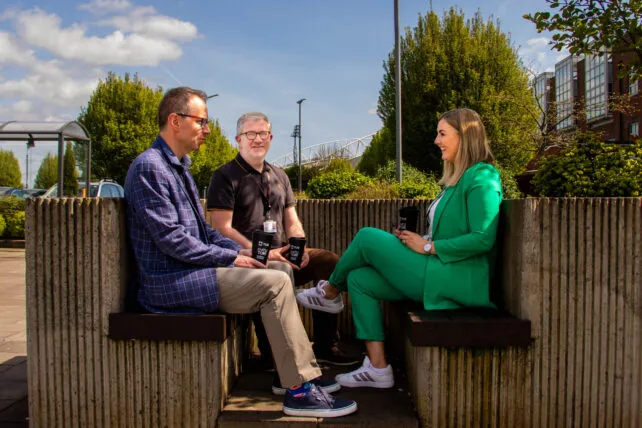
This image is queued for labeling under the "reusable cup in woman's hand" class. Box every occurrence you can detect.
[252,230,274,264]
[288,237,306,266]
[399,206,419,233]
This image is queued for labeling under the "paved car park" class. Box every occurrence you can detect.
[0,249,28,427]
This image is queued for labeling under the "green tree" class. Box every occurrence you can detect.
[525,0,642,79]
[189,120,237,192]
[78,72,164,183]
[34,154,59,190]
[63,141,79,196]
[0,150,22,187]
[357,128,394,176]
[378,8,538,176]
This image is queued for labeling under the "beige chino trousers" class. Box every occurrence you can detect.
[216,261,321,388]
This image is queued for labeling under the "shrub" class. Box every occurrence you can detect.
[3,210,25,238]
[284,164,322,191]
[399,180,441,199]
[533,133,642,197]
[0,215,5,237]
[375,160,430,183]
[344,182,400,199]
[496,165,521,199]
[323,158,353,174]
[0,196,26,213]
[306,171,372,199]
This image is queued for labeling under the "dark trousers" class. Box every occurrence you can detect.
[253,248,339,358]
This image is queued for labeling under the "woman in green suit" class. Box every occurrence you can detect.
[297,108,503,388]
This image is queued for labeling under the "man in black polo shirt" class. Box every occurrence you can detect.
[207,112,358,370]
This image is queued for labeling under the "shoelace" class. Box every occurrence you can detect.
[316,281,327,297]
[308,384,335,406]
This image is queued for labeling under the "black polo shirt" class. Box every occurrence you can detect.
[207,154,295,247]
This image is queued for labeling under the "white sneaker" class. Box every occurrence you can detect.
[335,356,394,389]
[296,280,344,314]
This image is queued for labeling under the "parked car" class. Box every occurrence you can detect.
[42,179,125,198]
[1,188,47,198]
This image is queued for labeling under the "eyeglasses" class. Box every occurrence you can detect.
[239,131,271,140]
[177,113,210,129]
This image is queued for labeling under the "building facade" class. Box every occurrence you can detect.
[533,51,641,143]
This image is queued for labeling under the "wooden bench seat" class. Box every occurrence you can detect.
[400,305,531,348]
[108,312,243,342]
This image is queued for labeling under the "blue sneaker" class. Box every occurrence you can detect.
[272,373,340,395]
[283,384,357,418]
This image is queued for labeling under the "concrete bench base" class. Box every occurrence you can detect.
[389,303,532,427]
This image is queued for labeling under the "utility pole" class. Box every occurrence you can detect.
[296,98,306,193]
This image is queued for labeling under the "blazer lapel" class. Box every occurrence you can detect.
[431,186,455,236]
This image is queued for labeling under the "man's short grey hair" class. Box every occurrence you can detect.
[236,112,271,136]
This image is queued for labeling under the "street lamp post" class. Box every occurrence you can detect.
[296,98,306,193]
[394,0,402,183]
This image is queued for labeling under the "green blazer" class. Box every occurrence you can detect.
[423,162,502,310]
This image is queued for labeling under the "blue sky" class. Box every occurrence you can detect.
[0,0,565,186]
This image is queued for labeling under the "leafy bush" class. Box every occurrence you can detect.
[399,180,441,199]
[3,210,25,238]
[375,160,430,183]
[0,196,26,238]
[496,164,521,199]
[284,164,322,191]
[0,215,5,237]
[306,171,372,199]
[0,196,26,213]
[344,182,400,199]
[323,158,353,174]
[533,133,642,197]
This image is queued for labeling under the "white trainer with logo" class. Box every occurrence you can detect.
[335,356,394,389]
[296,280,345,314]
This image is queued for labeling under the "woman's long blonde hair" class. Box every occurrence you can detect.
[438,108,494,187]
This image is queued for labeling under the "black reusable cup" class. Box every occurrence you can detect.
[288,237,307,266]
[399,206,419,233]
[251,230,274,264]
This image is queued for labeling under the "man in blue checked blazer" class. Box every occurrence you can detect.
[123,87,357,418]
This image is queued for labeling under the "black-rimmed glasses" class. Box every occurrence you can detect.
[239,131,271,140]
[177,113,210,129]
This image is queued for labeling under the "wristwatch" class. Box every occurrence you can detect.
[423,241,432,254]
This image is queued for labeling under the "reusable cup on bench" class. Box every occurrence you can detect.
[399,206,419,233]
[287,237,306,267]
[252,230,274,264]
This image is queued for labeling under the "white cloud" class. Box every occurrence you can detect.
[99,9,198,41]
[527,37,551,49]
[367,108,377,115]
[0,32,37,67]
[78,0,132,14]
[11,100,33,114]
[14,9,189,66]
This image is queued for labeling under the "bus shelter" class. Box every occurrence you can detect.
[0,121,91,197]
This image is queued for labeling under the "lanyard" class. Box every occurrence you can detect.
[259,169,271,219]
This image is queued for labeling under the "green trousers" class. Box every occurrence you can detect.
[329,227,428,341]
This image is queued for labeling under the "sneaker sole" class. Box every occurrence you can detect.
[282,401,357,418]
[272,383,341,396]
[295,296,345,314]
[295,290,345,314]
[336,378,394,389]
[315,357,361,367]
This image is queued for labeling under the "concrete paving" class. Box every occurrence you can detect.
[0,249,28,427]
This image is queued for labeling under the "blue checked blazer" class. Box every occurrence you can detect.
[124,136,241,313]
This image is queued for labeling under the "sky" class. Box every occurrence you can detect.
[0,0,567,187]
